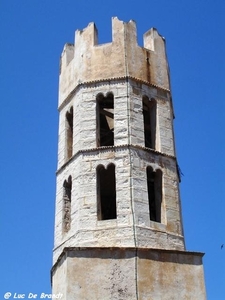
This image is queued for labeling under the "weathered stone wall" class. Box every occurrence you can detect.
[52,248,206,300]
[54,77,184,264]
[57,80,175,169]
[59,17,170,106]
[53,18,206,299]
[54,145,184,263]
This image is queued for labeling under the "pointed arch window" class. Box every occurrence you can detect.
[146,167,162,223]
[66,107,73,159]
[97,164,117,220]
[63,176,72,232]
[96,93,114,147]
[142,96,156,149]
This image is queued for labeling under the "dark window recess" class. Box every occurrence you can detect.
[142,96,156,149]
[66,107,73,159]
[97,93,114,147]
[97,164,117,220]
[63,176,72,232]
[147,167,162,223]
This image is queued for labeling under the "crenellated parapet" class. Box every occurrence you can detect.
[59,17,170,107]
[53,18,207,299]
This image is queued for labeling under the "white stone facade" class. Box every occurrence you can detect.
[52,17,206,299]
[53,79,185,264]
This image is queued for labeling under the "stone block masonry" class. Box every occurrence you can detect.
[52,17,206,299]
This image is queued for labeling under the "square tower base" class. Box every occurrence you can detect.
[52,247,206,299]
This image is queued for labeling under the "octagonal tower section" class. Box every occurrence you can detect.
[52,17,206,300]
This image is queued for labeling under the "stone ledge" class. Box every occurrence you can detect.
[51,246,205,278]
[56,144,177,175]
[58,76,171,111]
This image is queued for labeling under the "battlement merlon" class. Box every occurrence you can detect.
[59,17,171,107]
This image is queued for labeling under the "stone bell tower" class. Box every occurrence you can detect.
[52,17,206,299]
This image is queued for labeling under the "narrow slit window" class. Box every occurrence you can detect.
[97,164,117,220]
[97,93,114,147]
[147,167,162,223]
[63,176,72,232]
[66,107,73,159]
[142,96,156,149]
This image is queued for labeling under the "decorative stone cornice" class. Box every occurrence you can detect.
[58,76,171,111]
[56,144,176,175]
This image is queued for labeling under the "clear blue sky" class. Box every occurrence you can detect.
[0,1,224,299]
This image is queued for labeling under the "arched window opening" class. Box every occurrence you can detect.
[142,96,156,149]
[147,167,162,223]
[97,164,117,220]
[66,107,73,159]
[96,93,114,147]
[63,176,72,232]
